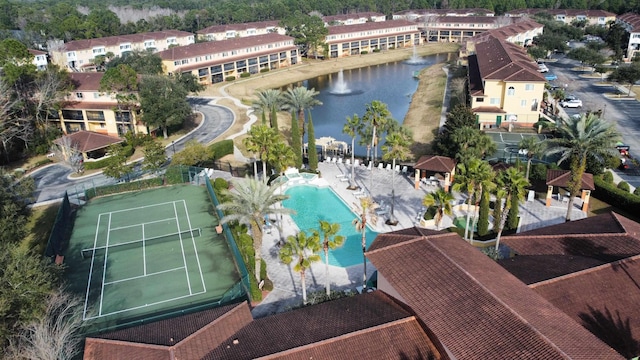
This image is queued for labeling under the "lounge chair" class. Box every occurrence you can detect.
[331,157,337,163]
[395,165,401,172]
[340,176,349,182]
[354,159,360,167]
[336,173,346,178]
[385,164,392,171]
[337,157,343,164]
[367,162,372,170]
[401,166,408,175]
[345,159,351,165]
[376,205,389,216]
[377,163,384,170]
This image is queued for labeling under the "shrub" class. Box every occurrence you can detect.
[208,139,234,160]
[593,175,640,214]
[225,76,236,81]
[423,206,437,221]
[85,178,163,199]
[34,158,53,168]
[260,68,270,73]
[530,163,548,181]
[634,187,640,196]
[124,132,152,148]
[360,51,368,55]
[213,177,229,191]
[372,48,381,53]
[240,72,250,78]
[618,181,630,192]
[84,156,115,170]
[602,171,614,184]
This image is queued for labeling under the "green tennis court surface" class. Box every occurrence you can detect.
[485,131,552,164]
[64,185,244,333]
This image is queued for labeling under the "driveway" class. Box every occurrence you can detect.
[30,98,234,204]
[546,56,640,189]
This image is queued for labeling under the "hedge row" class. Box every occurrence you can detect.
[209,139,234,160]
[85,178,163,199]
[593,175,640,213]
[84,145,135,170]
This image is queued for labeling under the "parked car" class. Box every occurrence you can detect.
[560,98,583,108]
[538,64,549,73]
[544,73,558,81]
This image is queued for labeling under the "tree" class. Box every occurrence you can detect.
[142,139,167,174]
[362,100,395,164]
[316,221,345,296]
[279,230,321,304]
[433,104,477,158]
[282,86,321,147]
[527,46,547,61]
[381,128,412,224]
[252,89,283,130]
[52,136,83,174]
[175,72,205,94]
[506,191,520,230]
[106,50,163,75]
[0,169,34,244]
[307,112,318,172]
[30,66,73,137]
[218,178,293,282]
[518,136,546,180]
[422,189,454,230]
[545,114,619,221]
[453,158,493,241]
[608,63,640,96]
[605,22,628,64]
[103,143,133,182]
[280,12,328,58]
[266,139,296,175]
[244,124,279,183]
[139,75,192,139]
[0,38,37,87]
[494,168,529,251]
[450,127,497,163]
[352,196,378,290]
[477,188,491,236]
[342,114,363,189]
[290,109,302,168]
[170,139,212,167]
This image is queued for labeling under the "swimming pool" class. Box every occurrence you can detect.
[282,185,378,268]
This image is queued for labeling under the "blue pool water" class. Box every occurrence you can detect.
[282,186,378,268]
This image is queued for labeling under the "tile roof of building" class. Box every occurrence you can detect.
[156,33,294,61]
[69,72,104,91]
[327,19,417,35]
[546,169,595,190]
[394,8,494,16]
[28,49,47,55]
[618,13,640,31]
[413,155,456,173]
[196,20,280,34]
[428,15,500,24]
[202,291,443,359]
[366,227,624,359]
[474,36,545,82]
[61,30,194,51]
[530,255,640,358]
[506,8,616,17]
[498,212,640,284]
[54,130,123,153]
[323,12,385,23]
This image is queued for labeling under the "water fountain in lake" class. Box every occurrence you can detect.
[405,45,428,65]
[330,69,352,95]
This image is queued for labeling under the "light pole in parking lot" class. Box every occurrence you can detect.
[602,104,607,117]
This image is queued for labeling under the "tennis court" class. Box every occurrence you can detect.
[65,185,244,332]
[485,131,552,164]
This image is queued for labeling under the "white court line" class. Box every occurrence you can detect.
[181,200,207,292]
[97,200,183,215]
[142,223,146,276]
[98,213,113,317]
[104,266,184,285]
[173,201,192,295]
[109,217,176,232]
[83,213,103,320]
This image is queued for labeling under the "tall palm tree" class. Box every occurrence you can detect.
[267,138,296,175]
[252,89,283,129]
[279,230,321,304]
[545,114,619,221]
[452,158,486,241]
[244,124,279,183]
[217,178,293,282]
[316,221,345,296]
[469,163,495,243]
[494,168,529,251]
[362,100,394,164]
[518,136,546,180]
[283,86,322,147]
[422,189,454,230]
[381,128,413,224]
[352,196,378,290]
[343,114,363,189]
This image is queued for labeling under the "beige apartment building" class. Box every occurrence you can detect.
[460,18,544,62]
[29,49,48,70]
[617,13,640,61]
[392,8,495,21]
[49,30,195,71]
[506,9,616,26]
[196,21,285,41]
[323,12,387,26]
[324,20,422,58]
[51,73,146,137]
[157,33,300,84]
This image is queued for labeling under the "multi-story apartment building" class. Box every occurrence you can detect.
[324,20,422,58]
[196,21,285,41]
[49,30,195,71]
[392,8,495,21]
[51,73,146,137]
[467,35,546,129]
[506,9,615,26]
[157,33,300,84]
[617,13,640,61]
[29,49,48,70]
[323,12,386,26]
[421,16,515,43]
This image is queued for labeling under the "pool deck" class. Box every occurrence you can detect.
[251,161,587,318]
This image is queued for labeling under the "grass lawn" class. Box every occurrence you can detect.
[22,204,60,254]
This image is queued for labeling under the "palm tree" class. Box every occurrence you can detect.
[452,158,491,241]
[279,230,321,304]
[252,89,283,129]
[518,136,546,180]
[316,221,345,296]
[342,114,363,189]
[422,189,454,230]
[494,168,529,252]
[544,114,619,221]
[244,124,279,183]
[352,196,378,290]
[362,100,394,164]
[381,128,413,224]
[217,178,293,282]
[267,137,296,175]
[469,163,495,243]
[283,86,322,147]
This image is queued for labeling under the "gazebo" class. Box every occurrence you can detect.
[53,131,123,161]
[545,169,595,211]
[413,155,456,192]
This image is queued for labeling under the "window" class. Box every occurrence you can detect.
[490,98,500,105]
[167,37,177,44]
[507,86,515,96]
[144,41,155,48]
[520,100,527,107]
[92,47,105,55]
[119,43,131,51]
[525,84,534,91]
[476,97,484,102]
[76,92,83,99]
[86,111,105,121]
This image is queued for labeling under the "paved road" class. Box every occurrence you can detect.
[546,55,640,189]
[30,98,233,204]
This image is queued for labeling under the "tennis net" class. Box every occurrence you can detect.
[81,228,201,259]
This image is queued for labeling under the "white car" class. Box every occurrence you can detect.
[537,63,549,73]
[560,98,583,108]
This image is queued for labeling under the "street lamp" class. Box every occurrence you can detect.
[171,141,176,155]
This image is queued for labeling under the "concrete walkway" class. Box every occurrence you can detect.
[250,161,586,318]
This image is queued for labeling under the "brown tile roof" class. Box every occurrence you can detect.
[498,212,640,283]
[157,33,294,61]
[618,13,640,32]
[69,72,104,91]
[197,20,280,34]
[429,15,500,25]
[414,155,456,172]
[54,131,123,152]
[28,49,46,56]
[202,291,444,359]
[366,227,624,359]
[62,30,194,51]
[546,169,595,190]
[506,8,616,18]
[475,36,544,82]
[85,303,253,360]
[475,18,543,41]
[471,105,507,113]
[63,101,118,110]
[327,19,417,36]
[530,255,640,358]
